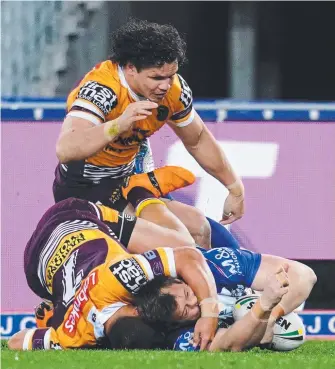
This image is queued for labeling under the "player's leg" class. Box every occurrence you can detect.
[127,204,195,252]
[250,254,317,343]
[121,167,197,245]
[251,254,317,317]
[164,199,211,249]
[206,217,240,249]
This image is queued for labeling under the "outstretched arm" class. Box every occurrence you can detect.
[168,113,244,224]
[209,264,289,352]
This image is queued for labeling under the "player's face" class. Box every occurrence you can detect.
[162,282,201,322]
[126,62,178,103]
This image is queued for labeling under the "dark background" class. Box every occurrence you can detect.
[126,1,335,101]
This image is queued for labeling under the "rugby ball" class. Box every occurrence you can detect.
[233,294,305,351]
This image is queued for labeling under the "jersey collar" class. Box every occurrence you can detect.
[118,65,146,101]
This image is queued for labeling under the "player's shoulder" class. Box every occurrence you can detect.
[67,61,122,118]
[167,73,193,109]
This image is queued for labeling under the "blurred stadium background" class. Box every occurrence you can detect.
[1,1,335,341]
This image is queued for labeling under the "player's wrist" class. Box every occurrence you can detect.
[104,119,120,141]
[226,178,244,197]
[251,300,272,322]
[200,297,219,318]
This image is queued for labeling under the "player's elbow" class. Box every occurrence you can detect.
[175,246,204,263]
[56,140,69,164]
[56,139,77,164]
[8,331,25,350]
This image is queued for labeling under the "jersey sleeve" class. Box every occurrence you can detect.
[67,65,119,126]
[169,74,195,127]
[134,247,177,280]
[22,328,62,350]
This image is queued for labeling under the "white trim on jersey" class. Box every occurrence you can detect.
[163,248,177,277]
[82,160,135,180]
[38,220,99,291]
[67,110,101,126]
[174,108,195,128]
[135,254,155,281]
[71,99,105,120]
[88,202,101,220]
[43,328,52,349]
[23,328,36,350]
[98,302,127,325]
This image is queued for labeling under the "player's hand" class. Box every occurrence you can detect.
[117,101,158,133]
[260,263,290,311]
[220,192,245,225]
[193,317,218,351]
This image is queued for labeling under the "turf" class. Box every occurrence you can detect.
[1,340,335,369]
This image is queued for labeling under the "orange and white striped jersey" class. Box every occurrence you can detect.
[63,60,194,181]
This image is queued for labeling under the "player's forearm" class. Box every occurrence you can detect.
[210,301,271,352]
[56,120,120,163]
[185,127,244,196]
[175,247,218,303]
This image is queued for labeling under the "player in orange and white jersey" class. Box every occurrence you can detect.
[8,198,219,350]
[53,19,245,250]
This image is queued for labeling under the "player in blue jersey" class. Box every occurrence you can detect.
[134,245,316,351]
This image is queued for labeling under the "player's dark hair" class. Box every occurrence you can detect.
[105,317,167,350]
[134,276,181,325]
[109,19,187,70]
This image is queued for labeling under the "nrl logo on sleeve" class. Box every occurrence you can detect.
[110,258,148,293]
[78,81,118,115]
[177,75,193,109]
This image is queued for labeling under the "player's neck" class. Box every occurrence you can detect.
[118,65,144,101]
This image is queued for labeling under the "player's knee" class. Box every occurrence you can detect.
[188,208,211,249]
[303,264,317,288]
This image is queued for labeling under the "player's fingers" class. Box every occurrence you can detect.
[134,109,153,116]
[193,330,200,348]
[133,115,149,122]
[276,270,289,287]
[136,101,158,109]
[280,287,289,296]
[200,336,210,351]
[220,214,239,225]
[282,263,289,273]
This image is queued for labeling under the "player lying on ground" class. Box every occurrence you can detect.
[101,264,291,352]
[8,198,220,351]
[134,246,316,349]
[8,195,316,351]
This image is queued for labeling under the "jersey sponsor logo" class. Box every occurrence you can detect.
[110,258,148,293]
[46,232,86,289]
[78,81,117,115]
[62,250,84,307]
[178,75,192,109]
[207,247,242,278]
[143,250,164,276]
[63,271,98,337]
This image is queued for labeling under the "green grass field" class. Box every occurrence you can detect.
[2,341,335,369]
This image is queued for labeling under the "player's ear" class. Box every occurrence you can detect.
[125,63,138,76]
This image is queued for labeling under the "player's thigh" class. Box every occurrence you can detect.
[163,199,210,236]
[251,254,303,291]
[127,217,195,254]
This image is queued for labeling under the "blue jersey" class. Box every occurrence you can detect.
[199,247,261,296]
[173,247,261,351]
